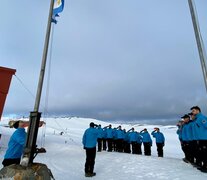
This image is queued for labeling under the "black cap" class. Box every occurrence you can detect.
[90,122,95,127]
[13,121,20,129]
[181,114,190,119]
[190,106,201,112]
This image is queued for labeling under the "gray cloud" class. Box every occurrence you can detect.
[1,0,207,121]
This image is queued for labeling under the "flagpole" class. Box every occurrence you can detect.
[188,0,207,92]
[22,0,54,166]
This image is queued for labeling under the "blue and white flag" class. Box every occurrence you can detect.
[53,0,64,15]
[52,0,64,24]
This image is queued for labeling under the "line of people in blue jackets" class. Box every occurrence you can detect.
[176,106,207,173]
[96,124,165,157]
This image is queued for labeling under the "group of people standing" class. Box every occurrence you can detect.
[96,124,165,157]
[82,122,165,177]
[177,106,207,173]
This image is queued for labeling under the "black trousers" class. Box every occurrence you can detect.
[182,141,192,162]
[131,142,137,154]
[97,138,102,151]
[116,139,123,152]
[123,141,131,153]
[191,140,200,165]
[199,140,207,167]
[143,142,151,156]
[156,143,164,157]
[107,138,113,151]
[137,143,142,154]
[85,147,96,174]
[112,139,117,151]
[103,138,107,150]
[2,158,21,167]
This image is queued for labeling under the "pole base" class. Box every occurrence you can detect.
[0,163,54,179]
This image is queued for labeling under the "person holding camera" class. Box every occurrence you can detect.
[82,122,99,177]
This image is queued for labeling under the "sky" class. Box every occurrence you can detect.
[1,0,207,122]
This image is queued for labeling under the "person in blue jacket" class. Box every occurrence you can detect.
[97,124,103,152]
[136,132,143,155]
[151,128,165,157]
[82,122,99,177]
[188,112,200,167]
[140,128,152,156]
[116,126,124,152]
[105,124,113,152]
[123,129,131,153]
[102,127,107,151]
[128,128,138,154]
[190,106,207,172]
[2,120,26,167]
[112,127,118,152]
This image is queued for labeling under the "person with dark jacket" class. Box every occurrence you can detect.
[151,128,165,157]
[140,128,152,156]
[82,122,98,177]
[2,121,26,167]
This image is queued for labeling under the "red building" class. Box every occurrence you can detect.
[0,66,16,120]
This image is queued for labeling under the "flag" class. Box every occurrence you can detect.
[52,0,64,24]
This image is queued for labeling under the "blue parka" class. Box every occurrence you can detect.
[151,131,165,143]
[4,128,26,159]
[97,127,103,139]
[136,132,143,144]
[82,127,98,148]
[176,126,183,141]
[102,129,107,139]
[116,129,124,139]
[193,113,207,140]
[124,132,130,142]
[106,128,113,139]
[128,131,138,142]
[181,122,193,141]
[140,131,152,145]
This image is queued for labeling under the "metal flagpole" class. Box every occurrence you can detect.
[22,0,54,166]
[188,0,207,92]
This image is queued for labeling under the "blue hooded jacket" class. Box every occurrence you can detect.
[151,131,165,143]
[82,127,98,148]
[4,128,26,159]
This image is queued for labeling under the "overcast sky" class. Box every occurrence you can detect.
[1,0,207,121]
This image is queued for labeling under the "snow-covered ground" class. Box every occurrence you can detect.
[0,117,207,180]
